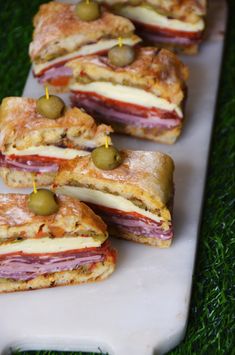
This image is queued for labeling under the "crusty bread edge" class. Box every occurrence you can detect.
[108,122,182,144]
[0,167,55,188]
[0,255,115,294]
[109,227,172,248]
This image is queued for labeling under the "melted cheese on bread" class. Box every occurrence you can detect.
[34,36,140,75]
[4,146,90,160]
[0,235,107,255]
[56,186,170,226]
[71,82,183,117]
[116,5,205,32]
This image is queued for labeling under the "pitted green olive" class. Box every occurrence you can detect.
[108,44,135,67]
[91,145,122,170]
[75,1,101,22]
[36,95,65,119]
[28,189,59,216]
[129,0,142,5]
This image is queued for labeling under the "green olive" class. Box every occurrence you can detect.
[128,0,142,5]
[91,145,122,170]
[28,189,59,216]
[36,95,65,119]
[75,1,101,22]
[108,44,136,67]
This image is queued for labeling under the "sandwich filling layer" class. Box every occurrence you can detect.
[115,5,205,34]
[71,82,182,117]
[56,186,172,240]
[0,147,90,173]
[0,241,114,281]
[3,146,90,160]
[71,82,182,129]
[0,235,107,255]
[34,36,140,76]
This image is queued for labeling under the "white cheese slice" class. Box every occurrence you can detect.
[0,235,107,255]
[71,82,182,117]
[116,6,205,33]
[4,146,90,160]
[56,186,164,223]
[34,37,140,76]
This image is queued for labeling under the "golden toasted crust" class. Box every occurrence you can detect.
[150,42,200,55]
[106,121,182,144]
[99,0,206,23]
[29,1,136,62]
[109,225,172,247]
[0,167,56,188]
[68,47,188,105]
[0,194,107,242]
[0,97,112,151]
[0,254,115,293]
[55,150,174,215]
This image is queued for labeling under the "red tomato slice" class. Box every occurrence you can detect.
[7,154,66,165]
[48,75,70,87]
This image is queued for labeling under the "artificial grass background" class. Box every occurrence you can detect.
[0,1,234,354]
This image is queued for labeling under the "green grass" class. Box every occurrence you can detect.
[0,1,235,354]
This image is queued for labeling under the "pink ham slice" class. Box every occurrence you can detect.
[0,153,58,173]
[106,215,173,240]
[139,31,201,45]
[87,204,173,241]
[38,66,72,84]
[0,250,104,281]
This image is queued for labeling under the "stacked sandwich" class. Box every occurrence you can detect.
[97,0,207,54]
[0,192,116,293]
[68,46,188,143]
[0,96,112,187]
[55,149,174,248]
[28,1,194,143]
[29,1,141,92]
[0,0,206,293]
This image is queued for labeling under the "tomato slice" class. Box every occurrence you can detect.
[7,154,66,165]
[48,75,70,87]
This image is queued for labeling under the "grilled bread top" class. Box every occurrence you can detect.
[68,47,189,105]
[0,194,107,242]
[55,150,174,219]
[0,97,112,152]
[29,1,138,63]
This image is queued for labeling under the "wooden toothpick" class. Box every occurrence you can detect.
[105,136,109,148]
[32,175,37,194]
[118,37,123,48]
[45,86,49,100]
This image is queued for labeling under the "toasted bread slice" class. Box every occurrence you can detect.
[29,1,139,64]
[0,97,112,152]
[68,47,188,105]
[0,194,107,242]
[55,150,174,247]
[55,150,174,214]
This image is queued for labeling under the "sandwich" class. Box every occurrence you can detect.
[0,193,116,293]
[54,150,175,247]
[98,0,207,54]
[29,1,141,92]
[0,97,112,187]
[68,47,189,144]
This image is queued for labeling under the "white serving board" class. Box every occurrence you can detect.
[0,1,227,354]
